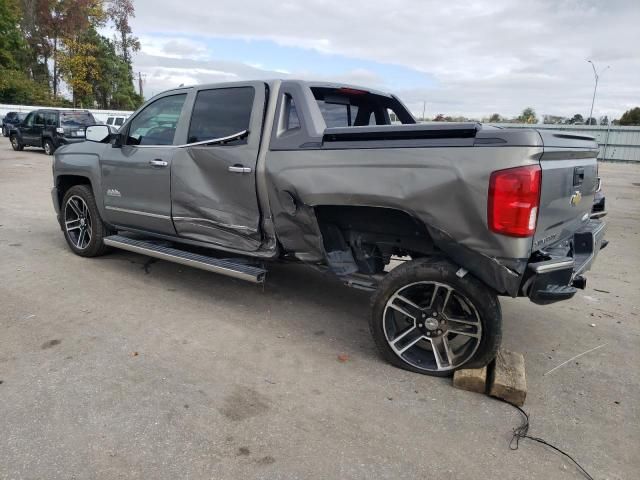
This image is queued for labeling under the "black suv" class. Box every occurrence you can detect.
[2,111,27,137]
[10,109,97,155]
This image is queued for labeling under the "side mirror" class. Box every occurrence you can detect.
[85,125,111,143]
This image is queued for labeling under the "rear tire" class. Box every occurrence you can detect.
[43,139,55,155]
[10,135,24,151]
[370,258,502,376]
[61,185,113,257]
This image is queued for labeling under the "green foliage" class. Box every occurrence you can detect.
[619,107,640,126]
[0,0,141,108]
[568,114,584,124]
[517,107,538,124]
[0,0,26,69]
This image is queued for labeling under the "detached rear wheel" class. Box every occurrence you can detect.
[62,185,112,257]
[370,258,502,376]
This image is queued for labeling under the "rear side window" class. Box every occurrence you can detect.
[61,112,95,127]
[311,87,415,128]
[188,87,255,143]
[45,112,56,126]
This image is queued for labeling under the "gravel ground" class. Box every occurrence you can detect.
[0,143,638,480]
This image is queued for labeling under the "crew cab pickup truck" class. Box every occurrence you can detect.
[51,80,607,376]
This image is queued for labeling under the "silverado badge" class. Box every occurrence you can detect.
[570,191,582,207]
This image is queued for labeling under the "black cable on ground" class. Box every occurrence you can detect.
[502,399,595,480]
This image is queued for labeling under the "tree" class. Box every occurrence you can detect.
[0,0,27,69]
[106,0,139,66]
[567,113,584,124]
[0,0,52,103]
[619,107,640,126]
[600,116,609,126]
[89,28,142,109]
[56,0,106,105]
[517,107,538,124]
[488,113,501,123]
[585,117,598,126]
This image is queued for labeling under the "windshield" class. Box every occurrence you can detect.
[61,112,95,127]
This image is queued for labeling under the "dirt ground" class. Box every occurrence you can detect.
[0,142,638,480]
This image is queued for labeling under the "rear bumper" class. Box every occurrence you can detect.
[523,219,607,305]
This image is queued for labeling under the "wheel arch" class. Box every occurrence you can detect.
[313,204,437,274]
[55,175,93,211]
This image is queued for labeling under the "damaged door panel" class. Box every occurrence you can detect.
[170,84,265,251]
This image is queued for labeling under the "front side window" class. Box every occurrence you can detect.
[34,112,45,125]
[187,87,255,144]
[24,112,33,126]
[127,94,187,146]
[106,118,114,125]
[114,117,124,126]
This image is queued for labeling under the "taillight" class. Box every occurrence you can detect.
[488,165,541,237]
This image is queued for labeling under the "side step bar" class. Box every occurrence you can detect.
[103,235,267,284]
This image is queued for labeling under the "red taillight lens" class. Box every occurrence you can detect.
[488,165,541,237]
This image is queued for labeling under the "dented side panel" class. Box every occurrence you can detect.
[265,145,543,294]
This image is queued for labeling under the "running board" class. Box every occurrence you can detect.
[103,235,267,284]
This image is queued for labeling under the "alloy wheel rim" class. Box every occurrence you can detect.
[64,195,92,250]
[383,281,482,372]
[44,142,51,154]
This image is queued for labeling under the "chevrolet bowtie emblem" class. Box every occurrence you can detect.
[570,191,582,207]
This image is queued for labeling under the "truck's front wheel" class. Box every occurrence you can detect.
[370,258,502,376]
[62,185,112,257]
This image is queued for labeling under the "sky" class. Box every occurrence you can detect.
[127,0,640,120]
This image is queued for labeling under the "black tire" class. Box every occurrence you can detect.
[370,258,502,376]
[2,126,7,137]
[10,135,24,151]
[43,139,55,155]
[61,184,113,257]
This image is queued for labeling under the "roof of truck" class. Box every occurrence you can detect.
[160,79,394,98]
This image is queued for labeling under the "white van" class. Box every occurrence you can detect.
[105,115,128,130]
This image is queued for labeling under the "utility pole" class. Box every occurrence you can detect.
[422,101,426,122]
[138,72,144,98]
[587,60,610,125]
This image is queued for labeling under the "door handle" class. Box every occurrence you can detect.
[228,165,252,173]
[149,159,168,167]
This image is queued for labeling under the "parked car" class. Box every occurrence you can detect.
[50,80,608,376]
[10,109,97,155]
[2,111,27,137]
[105,115,128,130]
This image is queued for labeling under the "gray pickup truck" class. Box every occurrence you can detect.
[51,80,607,376]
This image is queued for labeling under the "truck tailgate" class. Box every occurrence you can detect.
[534,130,599,250]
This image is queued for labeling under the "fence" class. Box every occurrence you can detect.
[487,123,640,162]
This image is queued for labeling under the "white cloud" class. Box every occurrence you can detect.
[130,0,640,118]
